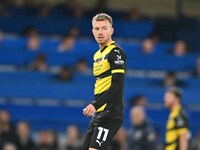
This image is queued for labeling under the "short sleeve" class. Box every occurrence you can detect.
[108,48,126,74]
[175,114,189,135]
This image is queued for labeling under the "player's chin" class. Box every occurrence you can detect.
[97,39,104,44]
[164,103,169,108]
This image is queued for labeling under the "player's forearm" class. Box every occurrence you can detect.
[179,141,188,150]
[179,133,188,150]
[92,73,124,110]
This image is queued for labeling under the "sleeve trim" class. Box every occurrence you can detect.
[177,128,188,135]
[111,69,125,74]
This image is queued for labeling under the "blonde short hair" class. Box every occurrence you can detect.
[92,13,113,26]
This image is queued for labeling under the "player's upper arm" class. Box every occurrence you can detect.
[108,48,126,74]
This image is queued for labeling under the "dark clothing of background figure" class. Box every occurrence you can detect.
[127,121,158,150]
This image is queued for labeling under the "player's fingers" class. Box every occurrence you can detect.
[85,108,92,117]
[88,110,93,117]
[86,109,92,117]
[83,108,89,116]
[83,108,86,115]
[88,109,95,117]
[91,111,95,116]
[89,109,94,116]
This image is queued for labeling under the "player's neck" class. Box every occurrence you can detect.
[99,39,113,49]
[170,103,181,111]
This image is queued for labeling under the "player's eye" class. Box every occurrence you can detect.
[94,27,99,31]
[102,27,107,30]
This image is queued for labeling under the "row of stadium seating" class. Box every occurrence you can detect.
[1,37,174,53]
[0,51,197,71]
[3,71,200,88]
[0,17,153,38]
[1,17,200,42]
[0,71,199,103]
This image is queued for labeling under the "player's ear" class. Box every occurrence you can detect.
[92,29,95,36]
[111,27,114,35]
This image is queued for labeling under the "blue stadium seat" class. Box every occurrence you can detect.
[114,20,153,38]
[127,54,197,71]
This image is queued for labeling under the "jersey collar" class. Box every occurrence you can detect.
[100,41,115,53]
[170,104,181,118]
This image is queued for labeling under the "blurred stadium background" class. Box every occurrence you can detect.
[0,0,200,149]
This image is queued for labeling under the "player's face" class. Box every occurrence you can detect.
[130,108,145,125]
[164,92,175,108]
[92,20,114,46]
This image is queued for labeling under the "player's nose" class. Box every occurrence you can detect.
[98,29,103,34]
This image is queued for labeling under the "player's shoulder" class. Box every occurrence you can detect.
[108,48,126,65]
[111,43,125,54]
[174,107,188,125]
[109,44,126,59]
[177,107,188,119]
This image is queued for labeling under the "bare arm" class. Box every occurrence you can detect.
[179,132,188,150]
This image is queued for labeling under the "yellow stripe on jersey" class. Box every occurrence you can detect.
[93,59,110,77]
[96,103,107,112]
[166,130,178,143]
[167,119,175,129]
[177,128,188,135]
[94,76,112,95]
[165,143,177,150]
[93,42,116,60]
[111,69,125,74]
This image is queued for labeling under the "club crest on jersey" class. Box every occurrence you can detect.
[95,55,106,64]
[97,59,101,64]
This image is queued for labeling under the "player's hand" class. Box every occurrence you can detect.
[83,104,96,117]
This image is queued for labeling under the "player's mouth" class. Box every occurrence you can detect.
[98,37,104,40]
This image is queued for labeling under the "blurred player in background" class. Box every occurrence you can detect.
[82,13,126,150]
[127,106,158,150]
[164,87,190,150]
